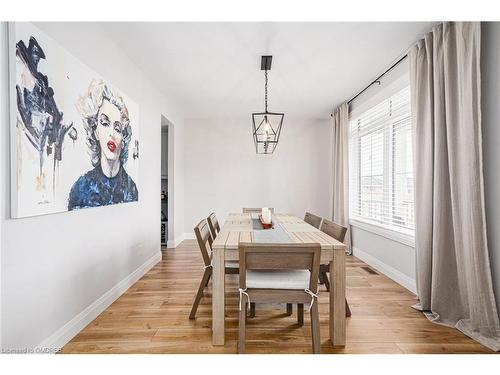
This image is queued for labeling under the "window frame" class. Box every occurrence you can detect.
[348,86,415,244]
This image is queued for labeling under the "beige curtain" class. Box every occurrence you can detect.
[332,102,351,254]
[410,22,500,351]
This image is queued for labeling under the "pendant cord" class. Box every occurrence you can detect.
[264,69,268,113]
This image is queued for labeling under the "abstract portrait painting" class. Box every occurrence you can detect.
[9,22,140,218]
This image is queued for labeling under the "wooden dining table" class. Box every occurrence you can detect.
[211,212,347,347]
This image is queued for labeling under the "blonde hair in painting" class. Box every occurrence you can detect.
[76,79,132,167]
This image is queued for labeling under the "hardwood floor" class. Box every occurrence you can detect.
[60,240,494,354]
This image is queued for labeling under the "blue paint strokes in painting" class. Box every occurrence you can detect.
[68,165,138,210]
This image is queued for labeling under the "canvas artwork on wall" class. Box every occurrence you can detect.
[9,23,140,218]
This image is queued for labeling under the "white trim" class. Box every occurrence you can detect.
[166,235,181,248]
[36,251,161,352]
[164,116,175,251]
[353,246,417,294]
[350,218,415,247]
[183,232,195,240]
[166,232,194,248]
[166,234,184,248]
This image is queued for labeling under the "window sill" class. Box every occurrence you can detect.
[349,218,415,247]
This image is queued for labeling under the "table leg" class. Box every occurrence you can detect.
[330,248,346,346]
[212,247,225,345]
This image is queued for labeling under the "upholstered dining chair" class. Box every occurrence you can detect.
[207,212,220,239]
[242,207,291,317]
[281,212,323,316]
[319,218,351,317]
[304,212,322,229]
[237,242,322,354]
[242,207,275,214]
[189,218,255,319]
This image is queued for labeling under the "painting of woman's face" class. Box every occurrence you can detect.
[95,99,124,162]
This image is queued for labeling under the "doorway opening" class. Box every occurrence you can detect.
[161,115,174,248]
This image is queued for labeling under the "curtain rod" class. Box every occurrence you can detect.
[330,53,408,117]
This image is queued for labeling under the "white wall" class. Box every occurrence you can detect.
[0,22,185,350]
[183,117,332,234]
[482,22,500,315]
[351,227,416,293]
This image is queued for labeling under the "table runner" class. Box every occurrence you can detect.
[252,218,294,243]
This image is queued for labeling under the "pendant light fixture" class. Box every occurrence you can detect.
[252,55,284,154]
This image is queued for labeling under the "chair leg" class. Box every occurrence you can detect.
[249,302,256,318]
[189,269,211,320]
[286,303,293,316]
[318,271,326,286]
[310,302,321,354]
[238,302,247,354]
[346,299,352,317]
[322,270,330,292]
[297,304,304,326]
[323,271,351,317]
[204,271,212,287]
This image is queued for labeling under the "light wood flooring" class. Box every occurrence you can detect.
[60,240,494,354]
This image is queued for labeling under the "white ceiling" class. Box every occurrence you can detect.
[101,22,436,120]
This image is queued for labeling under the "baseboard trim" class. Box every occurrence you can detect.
[36,251,162,352]
[166,232,194,248]
[352,246,417,294]
[166,239,178,248]
[182,232,195,240]
[166,235,183,248]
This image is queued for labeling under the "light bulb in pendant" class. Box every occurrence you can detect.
[264,117,271,141]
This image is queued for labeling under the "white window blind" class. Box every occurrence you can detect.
[349,86,414,235]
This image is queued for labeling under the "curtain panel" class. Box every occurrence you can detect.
[410,22,500,351]
[332,102,351,254]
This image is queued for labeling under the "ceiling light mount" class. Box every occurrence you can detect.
[261,55,272,71]
[252,55,284,154]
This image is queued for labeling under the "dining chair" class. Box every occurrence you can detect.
[281,212,323,318]
[304,212,322,229]
[242,207,275,214]
[189,218,256,319]
[207,212,220,239]
[319,218,351,317]
[242,207,291,317]
[237,242,322,354]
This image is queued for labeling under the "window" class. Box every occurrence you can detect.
[349,86,414,236]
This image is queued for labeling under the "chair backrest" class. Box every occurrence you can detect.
[238,243,321,293]
[207,212,220,239]
[194,219,213,267]
[242,207,275,214]
[304,212,322,229]
[320,218,347,243]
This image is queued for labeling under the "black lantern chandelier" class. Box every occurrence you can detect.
[252,55,284,154]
